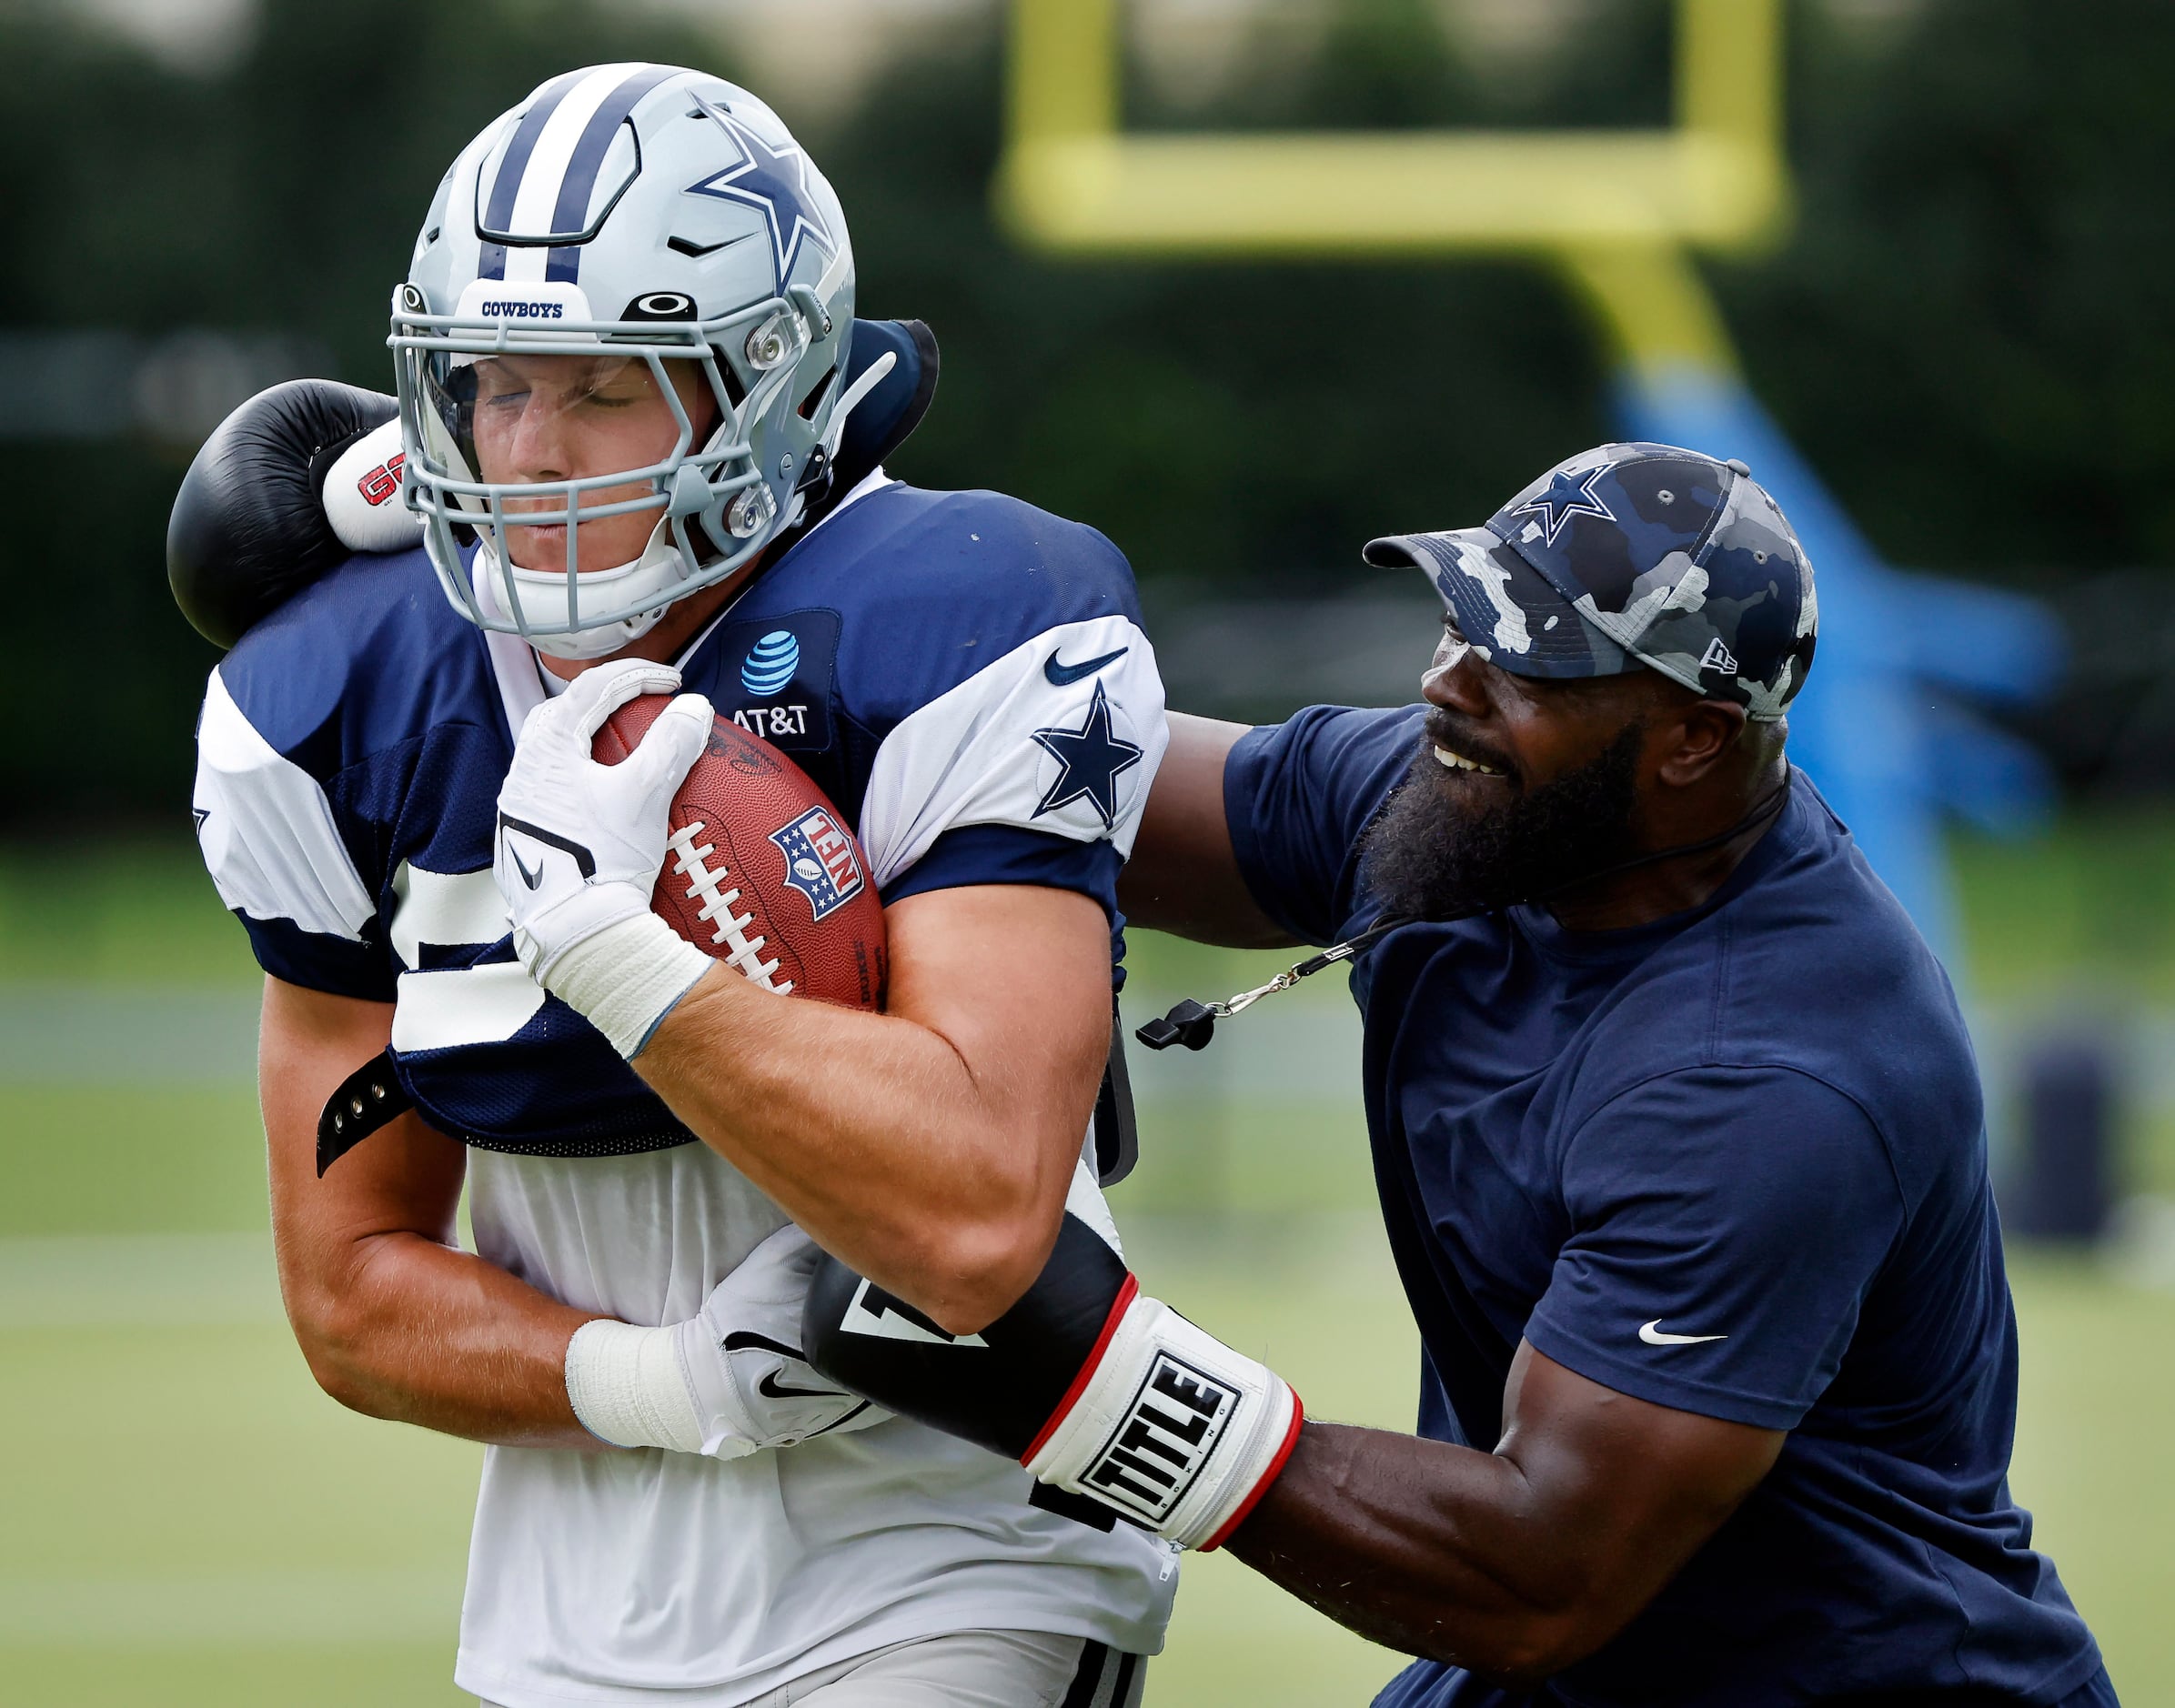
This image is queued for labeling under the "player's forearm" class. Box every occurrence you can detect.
[1225,1422,1623,1683]
[638,967,1089,1331]
[282,1228,603,1450]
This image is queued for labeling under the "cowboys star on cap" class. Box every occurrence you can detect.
[1032,680,1143,833]
[1513,464,1615,548]
[684,99,838,283]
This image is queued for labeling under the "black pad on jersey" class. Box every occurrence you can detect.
[803,1211,1129,1462]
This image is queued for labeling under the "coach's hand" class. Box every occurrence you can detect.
[566,1224,888,1458]
[493,658,716,1058]
[804,1210,1302,1551]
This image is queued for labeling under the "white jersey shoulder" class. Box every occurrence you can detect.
[193,666,376,942]
[859,615,1166,888]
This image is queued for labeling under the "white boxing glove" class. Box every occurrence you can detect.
[322,416,427,553]
[566,1224,889,1458]
[492,657,717,1057]
[803,1168,1301,1552]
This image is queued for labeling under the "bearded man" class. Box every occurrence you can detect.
[806,442,2116,1708]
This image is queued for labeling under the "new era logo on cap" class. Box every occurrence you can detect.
[1700,637,1740,677]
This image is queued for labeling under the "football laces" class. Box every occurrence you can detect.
[666,822,790,993]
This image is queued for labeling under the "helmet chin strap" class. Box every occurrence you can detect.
[1136,773,1794,1053]
[472,528,681,661]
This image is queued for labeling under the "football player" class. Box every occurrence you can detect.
[189,64,1167,1707]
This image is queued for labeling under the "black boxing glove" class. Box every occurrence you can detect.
[166,379,411,648]
[804,1208,1302,1552]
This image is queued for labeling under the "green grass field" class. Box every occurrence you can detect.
[3,825,2170,1704]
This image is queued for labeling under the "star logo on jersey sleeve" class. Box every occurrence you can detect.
[1031,680,1144,833]
[1512,463,1615,547]
[685,99,839,284]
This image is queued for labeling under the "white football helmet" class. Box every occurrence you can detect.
[391,64,860,658]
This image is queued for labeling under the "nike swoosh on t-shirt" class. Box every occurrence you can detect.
[1639,1320,1727,1346]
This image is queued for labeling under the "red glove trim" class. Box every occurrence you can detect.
[1020,1271,1141,1465]
[1199,1387,1304,1552]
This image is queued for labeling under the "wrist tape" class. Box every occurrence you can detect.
[564,1318,705,1453]
[540,911,713,1060]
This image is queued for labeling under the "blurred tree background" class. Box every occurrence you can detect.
[6,11,2175,1697]
[2,0,2170,824]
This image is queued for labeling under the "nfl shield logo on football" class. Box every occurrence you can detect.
[770,807,865,921]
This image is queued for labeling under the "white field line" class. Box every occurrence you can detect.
[0,1231,284,1326]
[0,1570,463,1646]
[0,984,259,1086]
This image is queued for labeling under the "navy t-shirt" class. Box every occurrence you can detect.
[1224,705,2103,1707]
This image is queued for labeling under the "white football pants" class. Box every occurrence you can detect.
[480,1628,1147,1708]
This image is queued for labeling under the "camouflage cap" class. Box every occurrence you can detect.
[1364,442,1818,721]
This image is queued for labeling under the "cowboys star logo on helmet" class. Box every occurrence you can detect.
[683,96,840,283]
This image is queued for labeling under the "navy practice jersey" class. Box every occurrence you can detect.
[194,475,1168,1158]
[192,475,1181,1701]
[1225,706,2104,1708]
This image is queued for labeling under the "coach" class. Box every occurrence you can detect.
[812,442,2115,1706]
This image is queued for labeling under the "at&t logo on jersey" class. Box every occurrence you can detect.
[770,807,864,921]
[734,628,813,740]
[741,629,801,694]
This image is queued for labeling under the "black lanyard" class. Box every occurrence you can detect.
[1135,775,1792,1052]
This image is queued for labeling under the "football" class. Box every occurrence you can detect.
[595,694,888,1011]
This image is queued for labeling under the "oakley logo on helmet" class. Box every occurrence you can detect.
[623,290,696,321]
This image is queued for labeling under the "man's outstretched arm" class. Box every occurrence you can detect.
[1119,712,1296,947]
[805,1237,1782,1681]
[1226,1343,1782,1683]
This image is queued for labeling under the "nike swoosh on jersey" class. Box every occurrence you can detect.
[1639,1320,1727,1346]
[1044,646,1128,687]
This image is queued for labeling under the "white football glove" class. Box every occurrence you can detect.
[566,1224,889,1458]
[492,658,717,1057]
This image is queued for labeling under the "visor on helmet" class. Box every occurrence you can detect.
[390,292,804,648]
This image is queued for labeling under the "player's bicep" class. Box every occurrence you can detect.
[258,977,464,1291]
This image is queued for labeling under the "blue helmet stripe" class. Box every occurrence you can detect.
[544,64,679,284]
[477,69,586,281]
